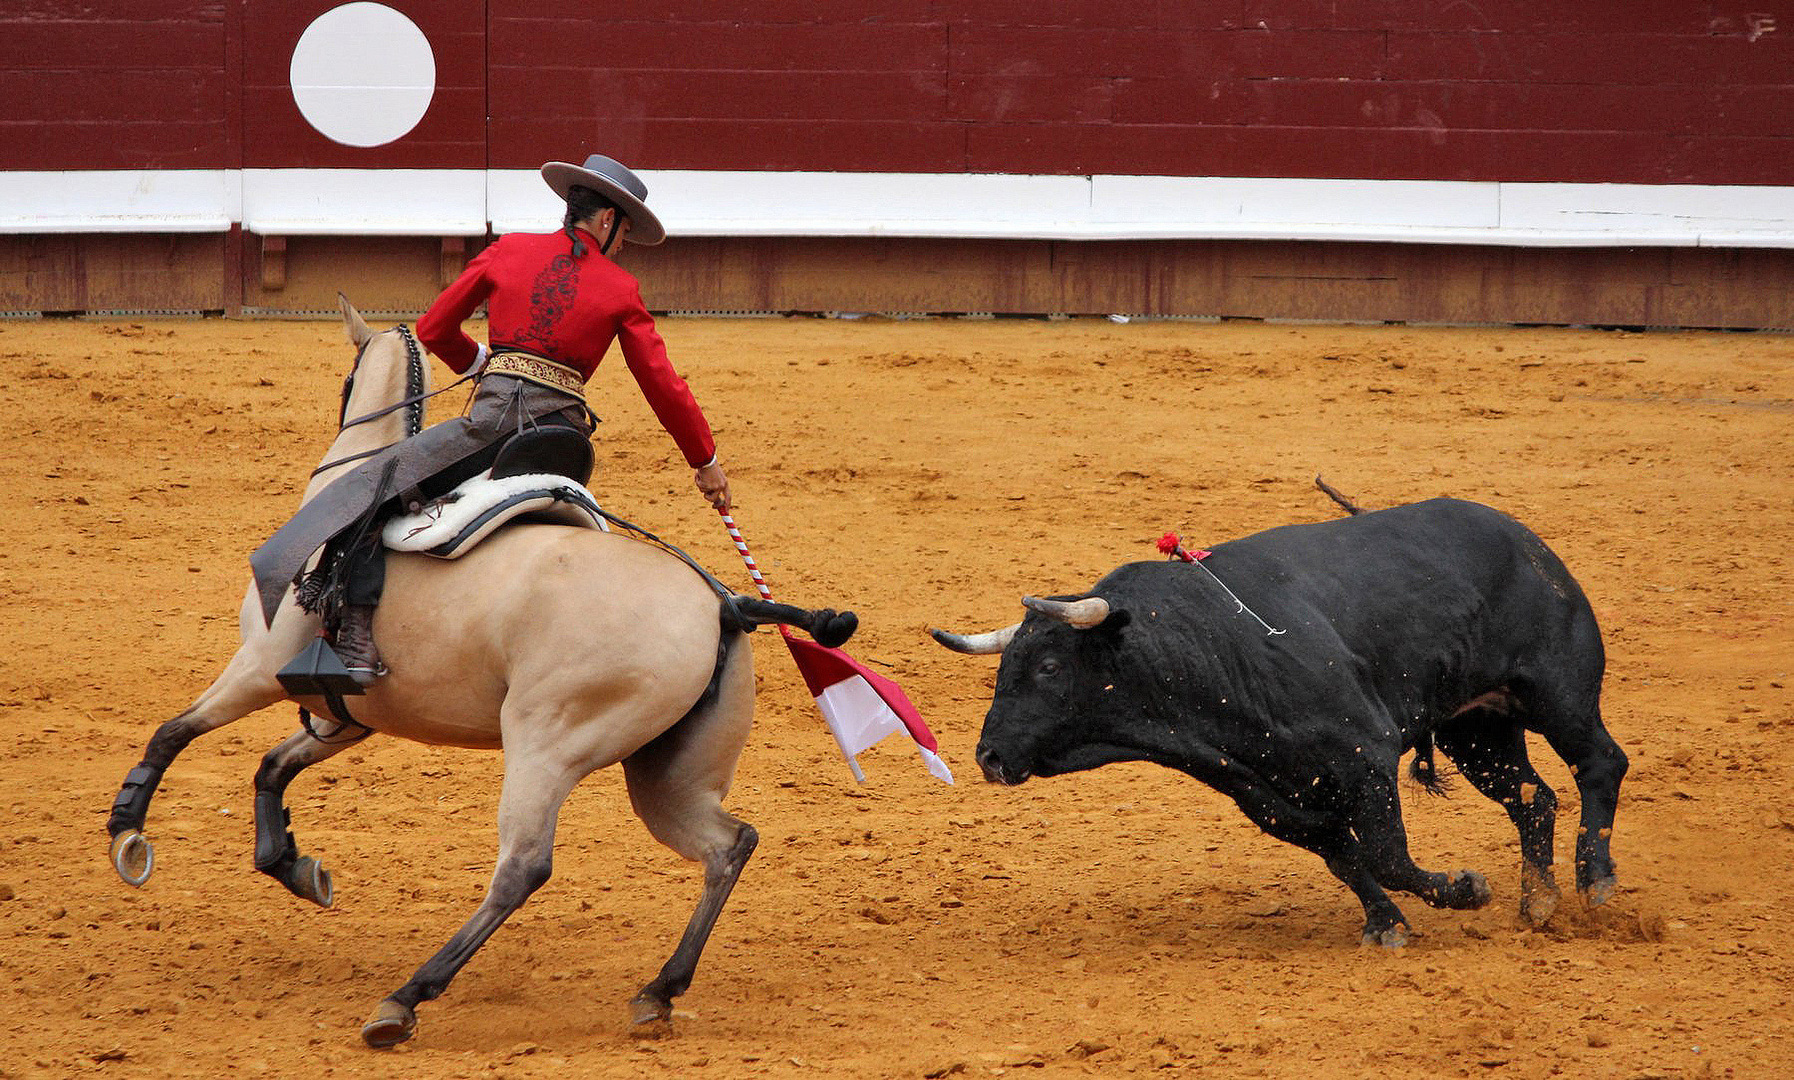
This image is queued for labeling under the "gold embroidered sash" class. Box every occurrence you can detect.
[484,351,586,398]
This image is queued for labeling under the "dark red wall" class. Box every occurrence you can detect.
[0,0,232,171]
[6,1,1792,184]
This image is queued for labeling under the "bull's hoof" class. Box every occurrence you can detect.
[1361,922,1411,949]
[361,999,416,1049]
[1447,869,1494,910]
[1581,874,1618,909]
[628,990,673,1030]
[110,830,155,888]
[1519,862,1561,927]
[287,856,334,909]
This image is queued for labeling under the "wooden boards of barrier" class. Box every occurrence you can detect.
[4,233,1791,329]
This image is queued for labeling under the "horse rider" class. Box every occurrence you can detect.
[249,153,732,685]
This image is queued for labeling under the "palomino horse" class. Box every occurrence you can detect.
[106,296,850,1047]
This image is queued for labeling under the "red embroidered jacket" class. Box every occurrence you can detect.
[418,227,717,468]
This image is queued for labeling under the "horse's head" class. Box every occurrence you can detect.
[333,293,428,439]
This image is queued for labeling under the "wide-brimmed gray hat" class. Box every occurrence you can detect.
[540,154,666,245]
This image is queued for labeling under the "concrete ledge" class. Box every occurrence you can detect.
[7,169,1794,249]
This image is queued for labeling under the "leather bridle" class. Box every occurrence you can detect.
[313,325,467,477]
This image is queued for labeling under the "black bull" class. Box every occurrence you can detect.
[931,497,1627,945]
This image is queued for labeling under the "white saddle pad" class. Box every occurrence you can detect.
[381,472,608,559]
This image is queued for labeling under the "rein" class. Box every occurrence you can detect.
[311,326,467,478]
[592,508,735,600]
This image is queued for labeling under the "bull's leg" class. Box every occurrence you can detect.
[1435,713,1561,926]
[1319,847,1414,948]
[361,750,581,1048]
[108,646,287,886]
[1535,708,1628,906]
[253,719,371,908]
[621,634,758,1025]
[1347,767,1494,915]
[1222,775,1414,947]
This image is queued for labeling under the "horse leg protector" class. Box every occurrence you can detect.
[108,766,164,838]
[253,790,297,877]
[252,788,334,908]
[107,715,201,838]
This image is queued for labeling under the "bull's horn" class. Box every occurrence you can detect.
[1022,595,1111,628]
[929,623,1019,655]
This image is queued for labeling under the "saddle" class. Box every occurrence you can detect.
[277,428,604,702]
[382,474,608,558]
[382,427,607,559]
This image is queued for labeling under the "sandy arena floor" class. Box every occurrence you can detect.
[1,311,1791,1078]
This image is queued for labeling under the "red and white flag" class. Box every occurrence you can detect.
[721,512,953,784]
[780,628,953,783]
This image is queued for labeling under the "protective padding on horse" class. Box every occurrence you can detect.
[381,472,609,559]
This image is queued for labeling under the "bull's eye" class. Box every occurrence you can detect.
[1036,658,1062,678]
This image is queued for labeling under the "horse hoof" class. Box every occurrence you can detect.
[1582,874,1618,909]
[110,831,154,888]
[628,991,672,1029]
[291,856,334,908]
[1361,922,1410,949]
[361,1000,416,1048]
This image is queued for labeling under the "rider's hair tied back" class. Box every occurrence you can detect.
[563,184,619,258]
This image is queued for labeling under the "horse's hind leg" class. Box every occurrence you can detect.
[622,634,757,1025]
[361,748,583,1048]
[253,718,371,908]
[107,646,286,886]
[1435,709,1562,926]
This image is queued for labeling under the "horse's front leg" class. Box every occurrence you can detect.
[108,681,284,885]
[253,717,372,907]
[108,711,207,885]
[108,597,296,886]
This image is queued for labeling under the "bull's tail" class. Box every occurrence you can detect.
[724,596,858,648]
[1314,475,1365,516]
[1408,732,1451,796]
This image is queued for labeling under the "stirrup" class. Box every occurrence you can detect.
[277,637,368,697]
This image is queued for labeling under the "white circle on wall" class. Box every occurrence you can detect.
[290,2,436,148]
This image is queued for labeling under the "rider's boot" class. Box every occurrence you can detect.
[334,604,386,687]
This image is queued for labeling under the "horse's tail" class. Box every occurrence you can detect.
[723,596,858,648]
[1314,474,1366,516]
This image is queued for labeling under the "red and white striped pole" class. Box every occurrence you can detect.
[718,509,777,604]
[714,506,952,783]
